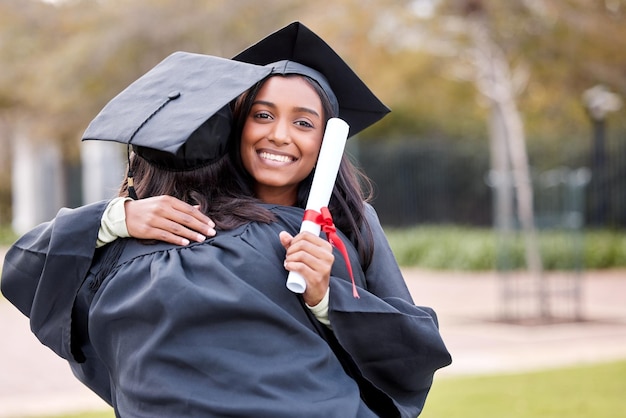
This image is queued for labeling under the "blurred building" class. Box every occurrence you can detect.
[9,138,124,234]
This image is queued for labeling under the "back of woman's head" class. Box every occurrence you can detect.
[120,151,275,230]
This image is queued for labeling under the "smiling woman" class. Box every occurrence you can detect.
[240,76,326,206]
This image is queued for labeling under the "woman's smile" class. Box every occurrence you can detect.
[257,149,297,164]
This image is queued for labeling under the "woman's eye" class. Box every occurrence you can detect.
[295,120,314,128]
[254,111,272,120]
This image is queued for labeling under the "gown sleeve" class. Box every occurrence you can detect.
[327,203,452,418]
[1,200,110,360]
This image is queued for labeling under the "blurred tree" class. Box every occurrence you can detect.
[2,0,625,157]
[1,0,625,227]
[1,0,312,161]
[345,0,626,162]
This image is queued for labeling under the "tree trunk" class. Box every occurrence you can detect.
[468,16,547,318]
[495,94,548,318]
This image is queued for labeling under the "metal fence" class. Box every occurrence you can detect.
[356,135,626,229]
[355,139,492,226]
[2,132,625,232]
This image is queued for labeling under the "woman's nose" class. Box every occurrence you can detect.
[267,120,291,145]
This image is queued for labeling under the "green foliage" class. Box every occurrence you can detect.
[0,225,17,246]
[2,224,624,270]
[385,225,497,270]
[421,360,626,418]
[584,229,626,268]
[2,0,625,155]
[385,225,626,270]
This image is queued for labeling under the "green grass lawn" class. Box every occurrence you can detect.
[37,360,626,418]
[420,360,626,418]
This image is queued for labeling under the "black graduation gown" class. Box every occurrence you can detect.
[2,202,451,417]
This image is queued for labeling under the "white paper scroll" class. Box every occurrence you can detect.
[286,117,350,294]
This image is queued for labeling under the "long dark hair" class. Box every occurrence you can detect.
[119,152,276,231]
[231,74,374,267]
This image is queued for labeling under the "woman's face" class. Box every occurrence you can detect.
[240,75,325,205]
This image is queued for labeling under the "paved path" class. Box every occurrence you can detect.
[1,267,625,417]
[403,268,626,376]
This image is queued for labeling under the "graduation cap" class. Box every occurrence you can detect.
[233,21,390,137]
[81,51,272,197]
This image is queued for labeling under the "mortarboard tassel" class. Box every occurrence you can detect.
[124,95,176,201]
[126,144,138,200]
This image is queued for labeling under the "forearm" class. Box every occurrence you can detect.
[97,197,131,247]
[305,287,330,327]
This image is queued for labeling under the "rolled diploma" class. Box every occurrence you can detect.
[286,117,350,294]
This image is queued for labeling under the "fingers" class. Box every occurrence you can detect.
[158,198,216,237]
[282,232,333,305]
[283,232,333,265]
[279,231,293,249]
[124,196,216,245]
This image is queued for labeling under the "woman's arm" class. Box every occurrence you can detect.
[1,201,109,359]
[328,279,451,417]
[2,194,218,356]
[326,203,452,417]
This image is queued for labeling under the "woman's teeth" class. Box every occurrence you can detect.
[260,152,293,163]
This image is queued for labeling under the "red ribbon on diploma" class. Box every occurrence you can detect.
[303,207,360,299]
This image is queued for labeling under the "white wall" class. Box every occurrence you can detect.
[11,134,64,234]
[80,140,125,204]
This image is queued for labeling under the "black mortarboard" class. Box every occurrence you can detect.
[232,22,390,137]
[82,51,272,171]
